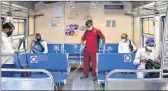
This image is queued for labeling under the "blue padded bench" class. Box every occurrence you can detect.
[47,43,119,54]
[25,53,70,84]
[46,43,119,68]
[64,44,84,56]
[64,44,84,64]
[97,53,137,84]
[47,44,62,53]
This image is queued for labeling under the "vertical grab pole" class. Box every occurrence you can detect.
[161,5,168,78]
[63,1,66,53]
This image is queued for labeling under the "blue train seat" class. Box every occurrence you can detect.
[14,53,69,84]
[104,43,118,53]
[27,53,69,72]
[97,53,137,84]
[26,53,69,84]
[64,44,84,64]
[47,44,62,53]
[64,44,83,56]
[46,43,119,69]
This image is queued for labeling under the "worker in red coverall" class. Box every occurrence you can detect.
[80,20,105,81]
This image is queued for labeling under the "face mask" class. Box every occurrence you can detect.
[7,31,13,37]
[87,27,92,31]
[37,38,41,41]
[122,39,126,42]
[147,46,154,51]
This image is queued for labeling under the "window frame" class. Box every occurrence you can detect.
[12,18,26,36]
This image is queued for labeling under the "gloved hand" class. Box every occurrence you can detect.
[79,44,85,53]
[102,45,106,53]
[99,44,105,53]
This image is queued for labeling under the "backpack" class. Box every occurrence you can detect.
[32,40,45,53]
[129,40,137,53]
[84,28,101,49]
[145,60,160,78]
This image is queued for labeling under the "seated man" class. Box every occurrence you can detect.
[31,33,48,53]
[118,33,137,53]
[133,37,160,78]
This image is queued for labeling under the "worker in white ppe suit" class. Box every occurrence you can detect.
[1,22,22,77]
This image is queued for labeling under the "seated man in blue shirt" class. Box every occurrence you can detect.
[31,33,48,53]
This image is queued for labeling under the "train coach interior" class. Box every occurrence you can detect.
[1,1,168,90]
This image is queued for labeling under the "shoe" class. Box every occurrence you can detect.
[93,76,97,81]
[80,75,88,79]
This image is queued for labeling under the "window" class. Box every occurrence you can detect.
[148,18,154,35]
[142,18,149,34]
[12,19,19,35]
[12,18,25,35]
[142,18,154,35]
[142,17,155,47]
[106,20,116,27]
[29,16,35,35]
[18,20,25,34]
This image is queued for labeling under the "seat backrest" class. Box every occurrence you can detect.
[64,44,82,56]
[97,53,137,72]
[64,43,119,54]
[13,54,28,68]
[47,44,62,53]
[105,44,118,53]
[27,53,68,72]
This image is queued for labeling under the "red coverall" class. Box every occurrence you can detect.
[81,27,105,76]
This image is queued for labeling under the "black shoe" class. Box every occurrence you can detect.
[80,75,88,79]
[93,76,97,81]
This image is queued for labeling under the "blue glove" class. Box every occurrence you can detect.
[79,44,85,53]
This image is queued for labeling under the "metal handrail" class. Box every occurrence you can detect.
[1,68,56,90]
[106,69,162,79]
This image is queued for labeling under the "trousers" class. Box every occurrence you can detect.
[83,51,96,76]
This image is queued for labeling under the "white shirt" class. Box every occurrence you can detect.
[1,31,19,64]
[133,48,158,70]
[118,40,136,53]
[31,40,48,53]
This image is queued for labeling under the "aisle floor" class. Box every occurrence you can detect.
[61,69,103,90]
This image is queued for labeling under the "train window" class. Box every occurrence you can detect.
[12,19,19,35]
[142,18,154,47]
[142,18,154,35]
[142,18,149,34]
[12,18,25,35]
[148,18,154,35]
[18,20,25,35]
[106,20,116,27]
[28,16,35,35]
